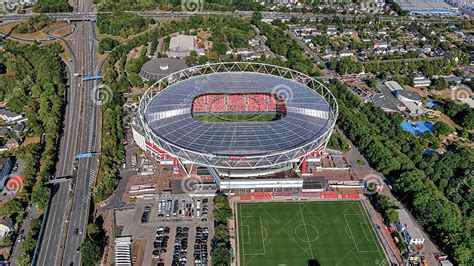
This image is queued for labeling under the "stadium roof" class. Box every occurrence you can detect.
[144,72,332,155]
[138,63,338,169]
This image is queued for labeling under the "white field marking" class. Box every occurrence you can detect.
[344,214,379,253]
[241,216,266,256]
[356,202,387,261]
[360,222,375,242]
[242,225,251,244]
[298,203,315,258]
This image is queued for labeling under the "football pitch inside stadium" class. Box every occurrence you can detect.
[237,201,388,266]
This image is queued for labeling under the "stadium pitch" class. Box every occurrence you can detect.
[193,113,279,123]
[237,201,388,266]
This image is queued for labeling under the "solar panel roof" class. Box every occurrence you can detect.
[143,72,335,157]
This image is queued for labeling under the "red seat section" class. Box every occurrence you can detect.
[192,93,285,114]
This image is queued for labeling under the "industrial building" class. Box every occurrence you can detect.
[168,35,198,58]
[394,0,460,15]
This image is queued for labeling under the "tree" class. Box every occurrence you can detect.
[453,245,472,264]
[214,224,230,241]
[395,170,426,193]
[81,238,101,266]
[211,242,231,265]
[213,195,232,224]
[87,223,99,237]
[386,209,399,224]
[0,199,24,215]
[251,11,262,25]
[430,77,448,90]
[434,122,453,136]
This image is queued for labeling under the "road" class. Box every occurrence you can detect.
[0,3,459,265]
[34,0,101,265]
[0,10,464,23]
[60,0,102,264]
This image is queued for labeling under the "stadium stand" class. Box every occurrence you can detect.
[192,93,286,114]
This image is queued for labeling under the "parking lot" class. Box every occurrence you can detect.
[116,195,214,266]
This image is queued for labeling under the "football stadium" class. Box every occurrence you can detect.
[133,62,338,193]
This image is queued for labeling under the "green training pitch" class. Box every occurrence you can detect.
[237,201,388,266]
[193,113,279,123]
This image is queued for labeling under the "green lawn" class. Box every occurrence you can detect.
[237,201,388,266]
[193,113,279,123]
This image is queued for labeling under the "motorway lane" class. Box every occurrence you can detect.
[62,0,102,261]
[61,20,96,264]
[0,10,464,24]
[35,23,84,266]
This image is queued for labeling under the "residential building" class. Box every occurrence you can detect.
[412,76,431,87]
[0,109,23,124]
[342,29,354,35]
[339,50,355,57]
[373,42,389,49]
[5,139,19,150]
[0,217,13,238]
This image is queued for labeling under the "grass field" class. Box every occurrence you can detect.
[193,113,279,123]
[237,201,388,266]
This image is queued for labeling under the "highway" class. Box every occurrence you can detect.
[34,22,81,266]
[34,0,101,265]
[0,10,463,24]
[0,3,463,266]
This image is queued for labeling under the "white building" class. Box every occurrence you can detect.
[396,209,425,246]
[385,81,424,116]
[412,76,431,87]
[0,108,24,124]
[0,218,13,238]
[339,50,355,58]
[114,236,132,266]
[169,35,197,58]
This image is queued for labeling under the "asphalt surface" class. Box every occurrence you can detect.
[36,0,101,265]
[0,3,455,266]
[0,10,463,24]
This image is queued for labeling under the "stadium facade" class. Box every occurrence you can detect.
[133,62,338,193]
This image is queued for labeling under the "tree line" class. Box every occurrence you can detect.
[327,79,473,264]
[14,15,55,34]
[96,12,149,38]
[0,41,66,265]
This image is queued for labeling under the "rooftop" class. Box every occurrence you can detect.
[394,0,458,14]
[140,58,187,81]
[396,209,425,240]
[143,72,335,157]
